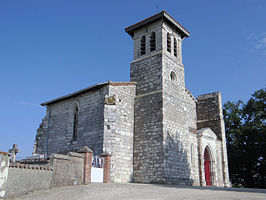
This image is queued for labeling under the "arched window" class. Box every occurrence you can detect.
[73,106,78,141]
[150,32,156,52]
[167,33,171,53]
[170,71,176,82]
[174,38,177,57]
[140,35,146,55]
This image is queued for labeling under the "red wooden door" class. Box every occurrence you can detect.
[204,149,212,186]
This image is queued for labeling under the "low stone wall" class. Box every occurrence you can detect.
[50,152,84,187]
[0,148,111,199]
[0,152,9,199]
[5,163,53,198]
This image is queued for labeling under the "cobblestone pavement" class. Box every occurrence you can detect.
[15,183,266,200]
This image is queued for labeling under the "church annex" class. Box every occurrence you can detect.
[34,11,230,187]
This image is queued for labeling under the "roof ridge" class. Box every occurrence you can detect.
[41,81,137,106]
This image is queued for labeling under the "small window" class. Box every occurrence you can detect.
[174,38,177,57]
[167,33,171,53]
[140,35,146,55]
[170,71,176,82]
[150,32,156,52]
[73,106,78,140]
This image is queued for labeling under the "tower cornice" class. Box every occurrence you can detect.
[125,10,190,39]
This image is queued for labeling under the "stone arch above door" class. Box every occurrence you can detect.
[204,146,213,186]
[197,128,218,186]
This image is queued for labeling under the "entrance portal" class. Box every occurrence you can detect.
[204,148,212,186]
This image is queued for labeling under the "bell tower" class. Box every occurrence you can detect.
[126,11,196,184]
[126,10,190,100]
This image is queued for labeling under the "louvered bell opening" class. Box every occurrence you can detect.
[140,36,146,55]
[174,38,177,57]
[167,33,171,53]
[150,32,156,52]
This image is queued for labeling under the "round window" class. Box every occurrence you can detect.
[170,71,177,82]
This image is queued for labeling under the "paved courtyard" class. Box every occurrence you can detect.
[15,183,266,200]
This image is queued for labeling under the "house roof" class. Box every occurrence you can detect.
[41,81,137,106]
[125,10,190,38]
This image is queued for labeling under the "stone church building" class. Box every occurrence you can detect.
[34,11,230,187]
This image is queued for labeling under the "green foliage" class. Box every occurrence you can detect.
[223,88,266,188]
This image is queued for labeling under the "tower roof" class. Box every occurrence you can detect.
[125,10,190,38]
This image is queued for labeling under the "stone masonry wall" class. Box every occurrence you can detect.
[197,92,222,138]
[50,153,84,187]
[216,140,224,187]
[130,53,163,96]
[162,52,199,185]
[35,86,109,157]
[161,22,183,65]
[133,19,163,60]
[160,21,200,185]
[3,152,86,198]
[0,152,9,199]
[196,92,230,187]
[5,164,52,198]
[131,53,165,183]
[103,84,136,183]
[134,91,164,183]
[130,19,201,184]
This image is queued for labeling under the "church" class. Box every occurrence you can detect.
[33,11,230,187]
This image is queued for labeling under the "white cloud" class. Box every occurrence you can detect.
[17,102,40,107]
[255,37,266,49]
[247,32,266,56]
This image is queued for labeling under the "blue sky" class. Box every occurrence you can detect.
[0,0,265,158]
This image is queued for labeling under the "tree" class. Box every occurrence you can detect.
[223,88,266,188]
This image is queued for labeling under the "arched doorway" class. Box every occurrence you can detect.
[204,147,212,186]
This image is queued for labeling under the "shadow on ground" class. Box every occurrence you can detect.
[150,183,266,194]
